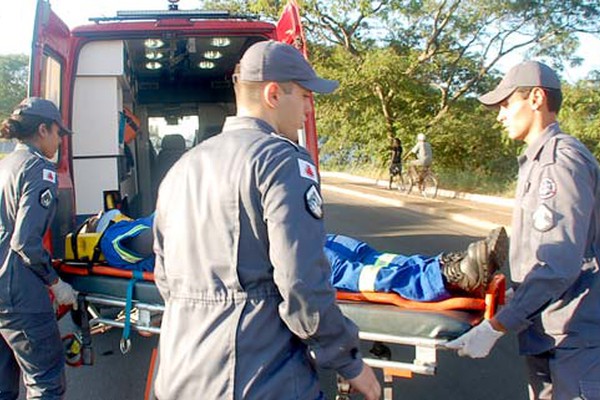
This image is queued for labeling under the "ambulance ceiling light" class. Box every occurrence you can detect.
[203,50,223,60]
[210,37,231,47]
[144,39,164,49]
[198,61,215,69]
[146,61,162,70]
[145,51,164,60]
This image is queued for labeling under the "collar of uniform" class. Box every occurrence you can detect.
[222,116,276,135]
[14,142,46,160]
[523,122,561,163]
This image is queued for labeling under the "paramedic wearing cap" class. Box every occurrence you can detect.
[0,97,77,399]
[446,61,600,399]
[153,41,381,400]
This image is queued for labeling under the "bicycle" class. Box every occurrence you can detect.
[398,164,438,198]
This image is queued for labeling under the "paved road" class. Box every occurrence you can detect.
[19,185,526,399]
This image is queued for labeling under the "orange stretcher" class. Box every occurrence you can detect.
[54,260,505,384]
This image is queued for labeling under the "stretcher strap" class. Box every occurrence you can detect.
[121,270,143,354]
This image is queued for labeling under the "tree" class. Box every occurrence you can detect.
[301,0,600,126]
[0,54,28,119]
[560,78,600,159]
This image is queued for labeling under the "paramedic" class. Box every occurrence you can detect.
[446,61,600,399]
[0,98,77,399]
[153,41,381,399]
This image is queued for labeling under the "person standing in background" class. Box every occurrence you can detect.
[388,137,403,189]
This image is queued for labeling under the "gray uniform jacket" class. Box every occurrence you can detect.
[153,117,363,399]
[495,123,600,355]
[0,143,59,313]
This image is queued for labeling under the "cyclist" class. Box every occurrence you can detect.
[404,133,432,182]
[388,137,403,189]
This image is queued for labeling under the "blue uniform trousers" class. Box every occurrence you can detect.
[324,234,450,302]
[526,347,600,400]
[0,312,65,400]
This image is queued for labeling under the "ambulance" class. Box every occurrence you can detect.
[30,0,315,256]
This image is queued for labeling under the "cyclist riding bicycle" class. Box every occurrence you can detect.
[403,133,432,182]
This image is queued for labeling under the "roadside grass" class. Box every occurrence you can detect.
[322,163,516,198]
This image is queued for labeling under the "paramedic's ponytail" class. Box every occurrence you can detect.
[0,114,52,140]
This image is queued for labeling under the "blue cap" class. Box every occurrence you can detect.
[12,97,72,135]
[239,41,339,94]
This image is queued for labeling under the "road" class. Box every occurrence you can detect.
[20,186,526,399]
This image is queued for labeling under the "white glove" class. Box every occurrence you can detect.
[50,279,78,309]
[445,320,504,358]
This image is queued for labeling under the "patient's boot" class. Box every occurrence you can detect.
[441,241,489,296]
[440,227,508,296]
[486,226,508,272]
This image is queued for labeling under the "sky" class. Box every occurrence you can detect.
[1,0,600,83]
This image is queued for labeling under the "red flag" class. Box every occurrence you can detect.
[276,0,307,57]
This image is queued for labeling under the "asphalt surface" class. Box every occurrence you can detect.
[17,174,524,399]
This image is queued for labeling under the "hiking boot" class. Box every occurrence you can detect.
[486,227,508,273]
[441,241,489,296]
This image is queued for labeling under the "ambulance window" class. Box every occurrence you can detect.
[149,116,198,153]
[39,54,62,109]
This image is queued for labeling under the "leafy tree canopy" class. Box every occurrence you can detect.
[0,54,28,120]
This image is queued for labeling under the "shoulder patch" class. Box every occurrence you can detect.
[298,158,319,184]
[305,185,323,219]
[533,204,555,232]
[39,188,54,209]
[43,168,56,184]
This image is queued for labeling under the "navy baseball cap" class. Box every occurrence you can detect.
[239,41,339,94]
[12,97,72,135]
[479,61,561,106]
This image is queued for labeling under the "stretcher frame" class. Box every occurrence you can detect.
[55,261,505,399]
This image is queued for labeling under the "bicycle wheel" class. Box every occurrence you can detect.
[398,171,413,194]
[420,173,438,198]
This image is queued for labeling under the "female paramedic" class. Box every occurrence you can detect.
[0,97,77,399]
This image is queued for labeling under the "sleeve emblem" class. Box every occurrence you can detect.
[39,188,54,209]
[533,204,555,232]
[305,185,323,219]
[298,158,319,184]
[43,168,57,183]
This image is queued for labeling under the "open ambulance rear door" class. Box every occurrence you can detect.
[30,0,76,256]
[276,0,319,165]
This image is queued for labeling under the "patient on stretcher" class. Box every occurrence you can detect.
[86,211,507,302]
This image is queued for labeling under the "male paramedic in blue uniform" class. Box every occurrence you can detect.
[446,61,600,399]
[0,98,78,399]
[153,41,381,399]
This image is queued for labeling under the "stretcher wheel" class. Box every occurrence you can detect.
[62,333,83,367]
